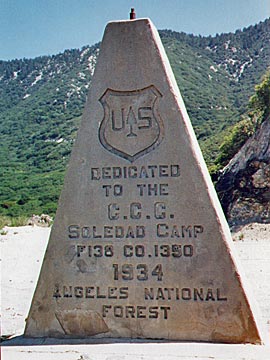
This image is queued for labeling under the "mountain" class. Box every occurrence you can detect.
[0,18,269,218]
[160,18,270,155]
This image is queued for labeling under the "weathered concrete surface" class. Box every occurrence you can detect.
[1,224,270,359]
[23,18,265,343]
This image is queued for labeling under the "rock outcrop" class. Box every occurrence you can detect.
[27,214,53,227]
[216,118,270,226]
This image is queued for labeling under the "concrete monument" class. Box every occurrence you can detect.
[25,15,265,343]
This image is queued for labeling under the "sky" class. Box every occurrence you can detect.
[1,0,270,61]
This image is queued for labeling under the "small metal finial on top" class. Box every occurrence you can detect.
[130,8,136,20]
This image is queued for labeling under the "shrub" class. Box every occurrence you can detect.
[214,118,254,168]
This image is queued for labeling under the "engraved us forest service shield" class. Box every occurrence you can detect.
[99,86,164,162]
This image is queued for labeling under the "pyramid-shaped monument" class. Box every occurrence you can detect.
[25,16,265,343]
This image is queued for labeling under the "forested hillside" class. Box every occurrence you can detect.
[0,18,269,218]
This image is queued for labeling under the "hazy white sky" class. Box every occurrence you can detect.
[1,0,269,60]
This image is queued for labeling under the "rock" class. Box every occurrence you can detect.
[27,214,53,227]
[216,118,270,226]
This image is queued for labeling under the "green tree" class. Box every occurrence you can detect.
[214,118,254,169]
[212,68,270,178]
[249,69,270,127]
